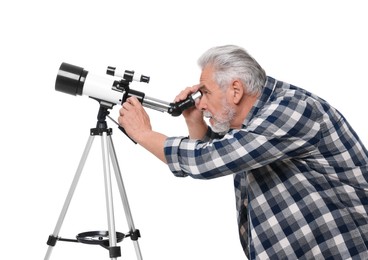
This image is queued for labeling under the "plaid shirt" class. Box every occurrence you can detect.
[164,76,368,259]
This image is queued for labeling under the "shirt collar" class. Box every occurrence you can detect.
[243,76,277,127]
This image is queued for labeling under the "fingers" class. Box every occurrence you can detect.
[119,97,137,125]
[126,96,140,105]
[174,84,200,102]
[118,106,125,125]
[120,97,139,111]
[118,96,152,142]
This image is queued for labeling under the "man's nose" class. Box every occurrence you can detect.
[196,95,207,111]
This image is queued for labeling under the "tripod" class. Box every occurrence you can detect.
[45,103,143,260]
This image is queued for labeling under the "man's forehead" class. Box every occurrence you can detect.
[200,66,216,87]
[200,65,214,79]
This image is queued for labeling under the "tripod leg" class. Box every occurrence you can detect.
[101,132,119,259]
[107,135,143,260]
[44,135,95,260]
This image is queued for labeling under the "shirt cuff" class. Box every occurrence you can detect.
[164,136,188,177]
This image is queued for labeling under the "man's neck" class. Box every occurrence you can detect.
[231,94,259,129]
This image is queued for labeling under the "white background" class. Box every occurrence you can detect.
[1,1,367,259]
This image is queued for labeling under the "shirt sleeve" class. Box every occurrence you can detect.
[164,97,322,180]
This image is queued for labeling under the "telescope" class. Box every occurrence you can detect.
[55,62,202,116]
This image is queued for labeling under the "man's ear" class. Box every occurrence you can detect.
[230,80,244,105]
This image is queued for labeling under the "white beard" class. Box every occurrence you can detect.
[203,101,235,134]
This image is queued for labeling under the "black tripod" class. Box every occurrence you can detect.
[45,103,143,260]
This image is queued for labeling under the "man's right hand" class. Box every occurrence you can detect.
[174,85,208,139]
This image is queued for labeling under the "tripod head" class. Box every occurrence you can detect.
[91,101,136,143]
[96,103,111,130]
[87,102,113,138]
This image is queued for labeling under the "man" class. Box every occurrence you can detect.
[118,45,368,259]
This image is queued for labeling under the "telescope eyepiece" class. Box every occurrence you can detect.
[169,90,202,117]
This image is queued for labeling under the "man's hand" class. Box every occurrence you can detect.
[118,97,152,143]
[174,85,203,122]
[174,85,208,139]
[118,97,168,163]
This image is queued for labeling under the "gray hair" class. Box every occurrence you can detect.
[197,45,266,95]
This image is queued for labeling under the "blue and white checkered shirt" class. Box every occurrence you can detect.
[164,76,368,259]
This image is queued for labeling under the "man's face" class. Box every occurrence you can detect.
[198,66,235,133]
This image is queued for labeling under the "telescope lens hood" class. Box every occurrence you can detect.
[55,62,88,96]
